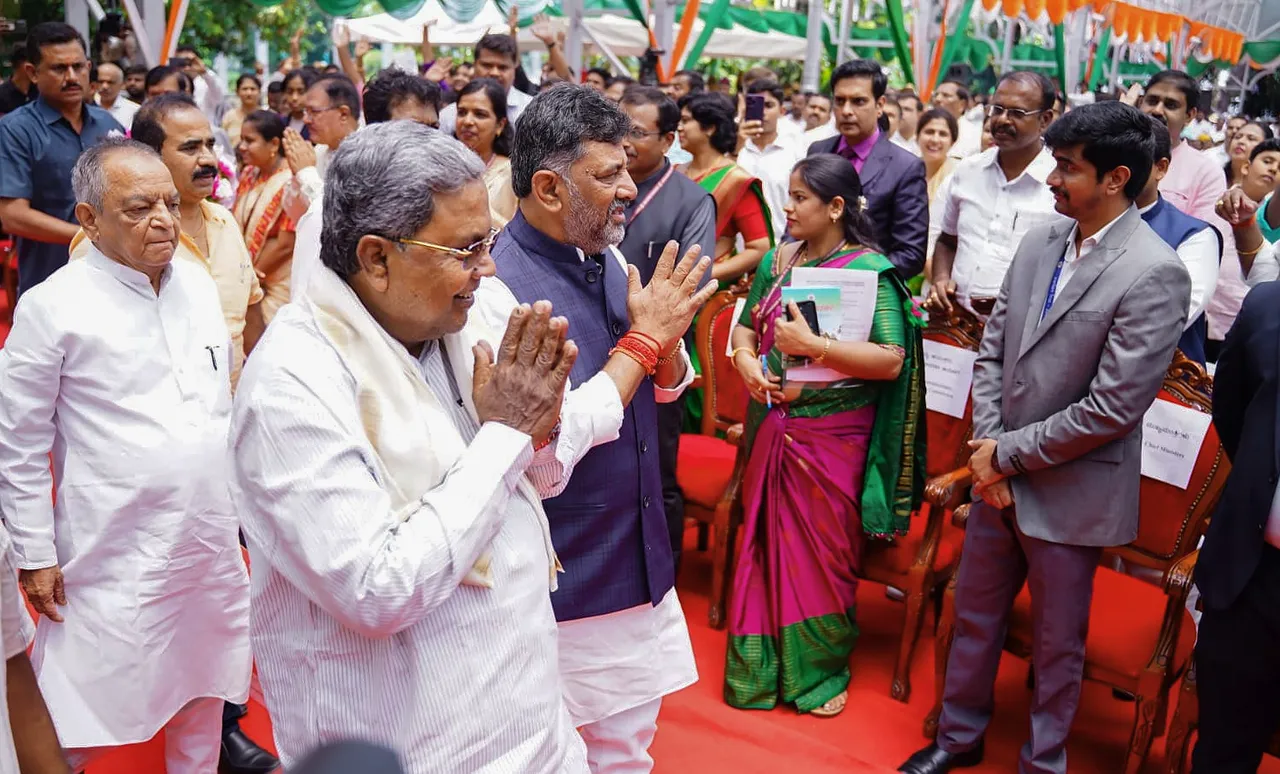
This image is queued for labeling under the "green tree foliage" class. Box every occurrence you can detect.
[180,0,325,69]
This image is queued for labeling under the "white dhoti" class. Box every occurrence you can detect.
[558,589,698,773]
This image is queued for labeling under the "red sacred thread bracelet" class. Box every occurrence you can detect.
[610,333,659,375]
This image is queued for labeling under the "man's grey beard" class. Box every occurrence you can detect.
[563,177,626,255]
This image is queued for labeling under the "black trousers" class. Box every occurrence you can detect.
[657,400,685,571]
[1192,544,1280,773]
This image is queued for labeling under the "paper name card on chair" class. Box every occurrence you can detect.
[922,340,978,419]
[1141,398,1213,489]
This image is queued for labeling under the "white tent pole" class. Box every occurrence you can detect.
[999,18,1016,74]
[836,0,853,65]
[120,0,157,66]
[801,0,825,92]
[653,0,675,61]
[581,22,631,75]
[564,0,585,81]
[65,0,90,44]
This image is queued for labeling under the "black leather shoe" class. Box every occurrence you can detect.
[220,725,280,774]
[898,741,985,773]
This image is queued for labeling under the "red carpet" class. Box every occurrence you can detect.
[0,297,1271,774]
[72,531,1280,774]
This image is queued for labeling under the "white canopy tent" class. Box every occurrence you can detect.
[343,0,810,61]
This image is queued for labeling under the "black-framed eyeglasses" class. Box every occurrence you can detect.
[392,227,500,270]
[986,104,1045,121]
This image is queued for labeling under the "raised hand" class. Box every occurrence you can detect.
[424,57,452,83]
[333,23,351,49]
[20,566,66,623]
[531,13,556,45]
[354,37,372,59]
[282,128,317,173]
[626,242,717,353]
[473,301,578,445]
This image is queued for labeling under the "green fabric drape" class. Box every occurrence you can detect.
[1245,40,1280,64]
[935,0,977,89]
[1053,23,1067,93]
[1086,26,1110,90]
[683,0,733,68]
[884,0,915,85]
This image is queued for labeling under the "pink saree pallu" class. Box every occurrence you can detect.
[724,404,876,712]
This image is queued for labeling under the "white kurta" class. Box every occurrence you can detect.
[230,273,626,773]
[0,246,251,749]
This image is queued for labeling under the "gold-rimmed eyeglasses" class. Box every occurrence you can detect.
[392,227,500,269]
[986,104,1046,121]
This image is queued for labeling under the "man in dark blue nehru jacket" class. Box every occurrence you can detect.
[493,83,716,772]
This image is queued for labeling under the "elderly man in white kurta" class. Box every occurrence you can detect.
[230,122,712,773]
[0,137,251,772]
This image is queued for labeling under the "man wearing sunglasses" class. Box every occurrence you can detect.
[926,71,1060,323]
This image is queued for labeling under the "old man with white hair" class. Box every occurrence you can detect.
[229,121,712,773]
[0,135,252,772]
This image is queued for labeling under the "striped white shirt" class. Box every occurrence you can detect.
[229,289,623,773]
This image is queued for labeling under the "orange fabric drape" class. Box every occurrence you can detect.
[1046,0,1068,24]
[668,0,700,79]
[1141,10,1158,43]
[1025,0,1046,20]
[1001,0,1024,19]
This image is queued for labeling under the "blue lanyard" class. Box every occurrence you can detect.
[1040,254,1067,323]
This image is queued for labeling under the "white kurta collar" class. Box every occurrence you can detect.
[83,242,174,297]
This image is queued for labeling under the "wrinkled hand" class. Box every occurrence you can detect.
[1216,185,1258,226]
[282,129,317,173]
[473,301,578,445]
[531,13,557,45]
[734,351,785,405]
[20,566,66,623]
[354,38,372,59]
[967,438,1003,489]
[773,302,821,358]
[976,478,1014,509]
[424,57,452,83]
[925,278,958,316]
[626,242,717,352]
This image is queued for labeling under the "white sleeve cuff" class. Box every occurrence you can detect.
[654,344,696,403]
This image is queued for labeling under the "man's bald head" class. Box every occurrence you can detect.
[97,61,125,105]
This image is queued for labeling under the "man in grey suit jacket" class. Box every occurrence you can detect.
[900,103,1191,774]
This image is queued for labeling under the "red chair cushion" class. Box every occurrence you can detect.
[677,433,737,509]
[865,512,965,580]
[1007,566,1196,682]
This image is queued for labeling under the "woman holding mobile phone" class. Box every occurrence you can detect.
[724,153,926,718]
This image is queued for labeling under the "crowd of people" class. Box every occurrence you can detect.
[0,13,1277,774]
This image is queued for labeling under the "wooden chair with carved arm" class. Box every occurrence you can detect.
[674,290,750,628]
[922,352,1231,774]
[856,306,984,703]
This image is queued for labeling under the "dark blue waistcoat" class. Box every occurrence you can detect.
[1141,196,1222,365]
[493,212,675,622]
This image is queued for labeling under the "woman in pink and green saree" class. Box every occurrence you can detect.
[724,154,926,717]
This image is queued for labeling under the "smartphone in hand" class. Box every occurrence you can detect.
[744,94,765,122]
